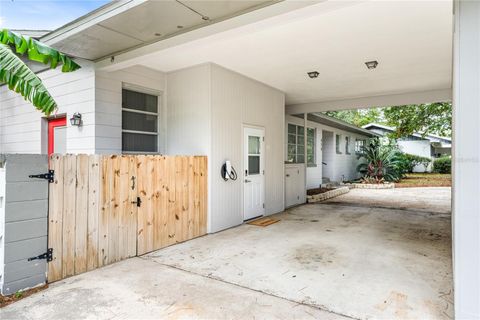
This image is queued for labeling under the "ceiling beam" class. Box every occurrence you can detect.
[286,88,452,114]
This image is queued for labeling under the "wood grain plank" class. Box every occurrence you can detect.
[136,155,147,255]
[152,156,162,250]
[74,154,89,274]
[62,154,77,278]
[127,156,137,258]
[47,154,64,282]
[193,157,201,238]
[158,156,168,249]
[98,156,109,267]
[199,156,208,235]
[166,156,176,246]
[187,156,195,240]
[87,155,100,271]
[108,155,120,264]
[117,156,130,260]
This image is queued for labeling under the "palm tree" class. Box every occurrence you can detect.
[0,29,81,115]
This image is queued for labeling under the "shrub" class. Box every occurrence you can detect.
[356,138,403,182]
[405,154,431,172]
[433,156,451,173]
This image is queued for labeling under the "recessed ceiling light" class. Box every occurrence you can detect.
[177,25,184,29]
[365,60,379,69]
[154,33,162,36]
[307,71,319,79]
[202,16,210,21]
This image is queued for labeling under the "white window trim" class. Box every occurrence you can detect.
[345,136,351,155]
[286,122,316,165]
[336,134,342,154]
[121,86,162,154]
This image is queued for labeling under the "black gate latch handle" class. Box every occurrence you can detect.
[29,170,54,183]
[131,197,142,207]
[28,248,53,262]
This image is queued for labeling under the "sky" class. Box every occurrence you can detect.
[0,0,111,30]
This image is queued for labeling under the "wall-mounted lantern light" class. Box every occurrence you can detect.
[70,112,82,126]
[307,71,320,79]
[365,60,379,69]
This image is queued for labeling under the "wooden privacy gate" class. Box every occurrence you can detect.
[48,154,207,282]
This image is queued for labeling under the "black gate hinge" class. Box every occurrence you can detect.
[28,248,53,262]
[29,170,54,183]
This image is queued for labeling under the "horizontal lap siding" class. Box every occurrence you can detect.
[0,60,96,154]
[95,66,166,154]
[2,154,49,295]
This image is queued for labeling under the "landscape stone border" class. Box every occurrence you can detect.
[307,186,350,203]
[345,182,395,189]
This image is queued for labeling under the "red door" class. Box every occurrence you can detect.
[48,117,67,155]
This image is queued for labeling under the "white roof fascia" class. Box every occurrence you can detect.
[309,113,381,137]
[40,0,148,46]
[362,123,451,142]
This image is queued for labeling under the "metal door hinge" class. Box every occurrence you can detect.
[132,196,142,207]
[29,170,54,183]
[28,248,53,262]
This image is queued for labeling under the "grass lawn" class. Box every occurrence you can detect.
[395,173,452,188]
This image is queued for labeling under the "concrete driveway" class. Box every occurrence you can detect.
[2,188,452,320]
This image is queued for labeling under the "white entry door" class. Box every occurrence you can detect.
[243,127,265,220]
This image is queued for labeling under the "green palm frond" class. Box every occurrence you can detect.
[0,44,56,114]
[0,29,81,115]
[0,29,80,72]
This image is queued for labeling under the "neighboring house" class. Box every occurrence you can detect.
[363,123,451,172]
[284,114,377,206]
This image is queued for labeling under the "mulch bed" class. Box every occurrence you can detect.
[395,173,452,188]
[0,284,48,308]
[307,187,335,196]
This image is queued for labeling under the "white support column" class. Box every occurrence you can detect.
[304,113,308,192]
[453,1,480,318]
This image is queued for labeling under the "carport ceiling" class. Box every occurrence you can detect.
[138,1,453,105]
[47,0,276,60]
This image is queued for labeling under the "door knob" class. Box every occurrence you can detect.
[245,179,251,183]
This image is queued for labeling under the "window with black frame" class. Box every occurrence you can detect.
[121,89,159,153]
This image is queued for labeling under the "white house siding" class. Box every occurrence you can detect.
[166,64,211,156]
[285,115,369,188]
[95,66,166,154]
[398,140,432,172]
[0,60,95,154]
[166,63,285,233]
[210,64,285,233]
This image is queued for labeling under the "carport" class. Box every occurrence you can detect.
[2,1,479,319]
[95,1,478,317]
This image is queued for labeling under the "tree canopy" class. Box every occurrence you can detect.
[325,102,452,138]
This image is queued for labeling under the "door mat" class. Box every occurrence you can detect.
[247,217,280,227]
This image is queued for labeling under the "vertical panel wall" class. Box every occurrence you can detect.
[0,60,95,154]
[453,1,480,318]
[210,64,285,232]
[166,63,285,233]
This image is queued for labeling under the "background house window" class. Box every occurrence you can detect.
[355,139,366,154]
[122,89,159,153]
[345,136,351,154]
[287,124,315,165]
[336,134,342,154]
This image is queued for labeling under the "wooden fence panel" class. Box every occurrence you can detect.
[48,154,208,280]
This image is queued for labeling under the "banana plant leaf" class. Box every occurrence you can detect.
[0,29,81,115]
